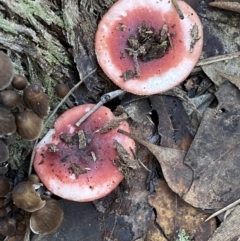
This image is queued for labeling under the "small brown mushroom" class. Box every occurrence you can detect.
[28,174,40,184]
[0,108,16,137]
[0,176,10,197]
[0,140,9,163]
[0,51,14,91]
[0,90,23,109]
[12,181,46,212]
[0,217,16,236]
[15,221,26,235]
[30,197,63,235]
[15,110,43,141]
[55,83,74,108]
[11,75,28,90]
[0,198,4,208]
[0,207,7,218]
[23,83,50,119]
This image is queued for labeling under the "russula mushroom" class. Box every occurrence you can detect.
[30,197,63,235]
[0,51,14,91]
[33,104,135,202]
[23,83,50,119]
[15,110,43,141]
[0,107,16,137]
[12,181,46,212]
[95,0,203,95]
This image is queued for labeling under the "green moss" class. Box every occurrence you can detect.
[175,229,192,241]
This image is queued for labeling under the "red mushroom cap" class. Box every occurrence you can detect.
[33,104,135,202]
[95,0,203,95]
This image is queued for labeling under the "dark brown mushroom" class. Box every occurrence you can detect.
[0,198,4,208]
[0,140,9,163]
[0,108,16,137]
[12,181,46,212]
[0,217,16,236]
[0,51,14,91]
[30,197,63,235]
[0,176,10,197]
[0,90,23,109]
[23,83,49,119]
[11,75,28,90]
[15,110,43,141]
[0,208,7,218]
[55,83,74,108]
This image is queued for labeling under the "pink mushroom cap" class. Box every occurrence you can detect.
[95,0,203,95]
[33,104,135,202]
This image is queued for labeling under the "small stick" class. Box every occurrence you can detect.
[44,68,96,128]
[196,52,240,66]
[205,198,240,222]
[75,89,126,127]
[172,0,184,19]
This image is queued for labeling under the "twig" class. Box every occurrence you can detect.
[205,198,240,222]
[75,89,126,127]
[44,68,96,128]
[172,0,184,19]
[196,52,240,66]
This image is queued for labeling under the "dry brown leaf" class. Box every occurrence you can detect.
[118,129,192,196]
[148,180,216,240]
[208,205,240,241]
[145,212,167,241]
[183,81,240,210]
[149,95,193,151]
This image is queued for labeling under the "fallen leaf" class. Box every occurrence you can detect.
[148,180,216,240]
[208,205,240,241]
[183,81,240,210]
[150,95,193,151]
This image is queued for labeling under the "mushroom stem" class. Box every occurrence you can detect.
[75,89,126,127]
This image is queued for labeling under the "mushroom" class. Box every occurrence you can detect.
[0,140,9,163]
[0,198,4,208]
[0,176,10,197]
[11,74,28,90]
[12,181,46,212]
[0,90,23,109]
[23,83,50,119]
[0,217,16,237]
[0,108,16,137]
[95,0,203,95]
[30,197,63,235]
[33,104,135,202]
[15,110,43,141]
[55,83,74,108]
[0,208,7,218]
[0,51,14,91]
